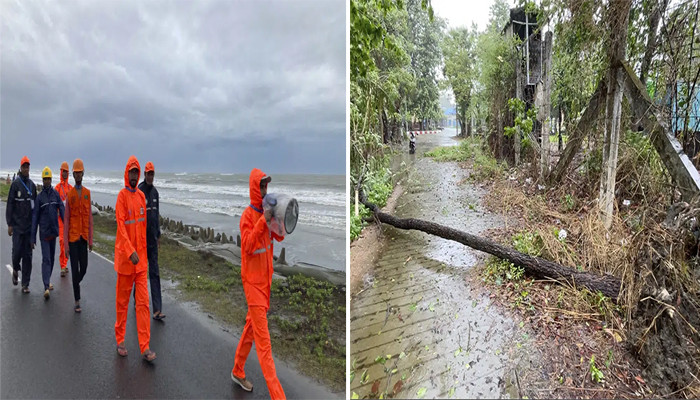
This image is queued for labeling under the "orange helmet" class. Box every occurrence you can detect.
[20,156,30,166]
[60,161,69,171]
[145,162,155,173]
[72,159,84,172]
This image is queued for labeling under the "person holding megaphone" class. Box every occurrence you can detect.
[231,168,290,400]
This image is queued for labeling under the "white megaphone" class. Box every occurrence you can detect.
[262,193,299,237]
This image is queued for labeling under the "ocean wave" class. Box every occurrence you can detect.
[184,204,343,231]
[82,176,124,186]
[89,191,344,231]
[64,173,346,231]
[163,197,345,219]
[88,179,345,208]
[89,187,121,196]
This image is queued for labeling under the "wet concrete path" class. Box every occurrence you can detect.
[351,128,532,399]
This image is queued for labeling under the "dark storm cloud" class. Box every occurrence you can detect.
[0,0,346,174]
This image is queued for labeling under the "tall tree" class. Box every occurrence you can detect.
[476,0,516,159]
[406,0,444,130]
[442,26,477,136]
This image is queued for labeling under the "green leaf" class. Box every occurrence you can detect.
[416,387,427,398]
[361,369,369,384]
[352,392,359,399]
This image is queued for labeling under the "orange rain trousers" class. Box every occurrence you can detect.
[232,306,286,400]
[58,218,68,269]
[114,270,150,353]
[56,178,72,269]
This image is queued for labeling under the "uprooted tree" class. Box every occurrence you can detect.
[358,186,623,300]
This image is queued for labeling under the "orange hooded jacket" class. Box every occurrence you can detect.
[240,168,284,309]
[55,170,73,202]
[55,166,73,268]
[114,156,148,275]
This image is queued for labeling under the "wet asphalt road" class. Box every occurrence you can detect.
[0,203,336,399]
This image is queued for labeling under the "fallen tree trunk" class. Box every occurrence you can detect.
[360,190,622,300]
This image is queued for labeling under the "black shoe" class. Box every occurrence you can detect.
[12,270,18,286]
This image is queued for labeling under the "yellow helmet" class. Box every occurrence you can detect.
[42,166,52,179]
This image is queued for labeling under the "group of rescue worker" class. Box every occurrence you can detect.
[6,156,165,361]
[6,156,287,399]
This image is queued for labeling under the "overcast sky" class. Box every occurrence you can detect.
[1,0,346,175]
[431,0,505,31]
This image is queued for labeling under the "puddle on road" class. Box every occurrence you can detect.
[351,129,534,399]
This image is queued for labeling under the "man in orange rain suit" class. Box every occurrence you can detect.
[231,168,285,400]
[55,161,72,277]
[63,159,93,312]
[114,156,156,362]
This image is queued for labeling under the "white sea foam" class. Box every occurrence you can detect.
[81,171,345,231]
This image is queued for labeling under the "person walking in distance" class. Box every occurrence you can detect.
[55,161,73,277]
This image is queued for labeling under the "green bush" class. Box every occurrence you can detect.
[561,194,575,211]
[581,148,602,180]
[350,210,365,241]
[426,137,505,182]
[425,137,480,162]
[617,130,667,203]
[182,275,228,292]
[484,257,525,286]
[273,274,337,321]
[349,168,393,241]
[472,152,504,181]
[366,168,393,208]
[512,231,543,256]
[0,182,10,200]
